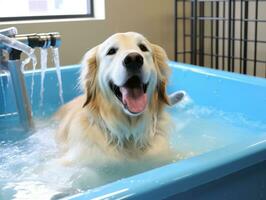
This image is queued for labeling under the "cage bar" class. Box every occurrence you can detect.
[174,0,266,78]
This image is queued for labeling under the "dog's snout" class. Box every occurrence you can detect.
[123,53,143,70]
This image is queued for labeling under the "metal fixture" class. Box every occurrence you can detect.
[0,27,61,131]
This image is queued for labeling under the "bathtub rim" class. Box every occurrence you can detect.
[168,61,266,88]
[65,135,266,200]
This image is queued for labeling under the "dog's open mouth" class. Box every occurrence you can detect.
[109,76,148,114]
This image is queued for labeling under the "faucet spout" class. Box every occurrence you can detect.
[0,27,62,131]
[0,27,17,37]
[0,29,35,131]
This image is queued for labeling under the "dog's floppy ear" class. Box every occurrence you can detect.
[80,46,98,107]
[152,44,170,105]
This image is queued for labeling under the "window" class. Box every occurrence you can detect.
[0,0,93,21]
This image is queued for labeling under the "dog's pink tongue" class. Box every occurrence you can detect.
[120,87,147,113]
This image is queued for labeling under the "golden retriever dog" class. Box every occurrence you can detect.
[55,32,184,167]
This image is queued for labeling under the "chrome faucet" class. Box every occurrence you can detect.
[0,27,61,131]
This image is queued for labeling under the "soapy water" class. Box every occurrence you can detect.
[0,99,266,200]
[168,96,266,157]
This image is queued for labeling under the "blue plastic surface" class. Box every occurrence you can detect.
[0,62,266,200]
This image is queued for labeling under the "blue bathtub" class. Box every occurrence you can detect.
[0,61,266,200]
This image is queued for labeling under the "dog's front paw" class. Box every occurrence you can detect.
[168,90,186,106]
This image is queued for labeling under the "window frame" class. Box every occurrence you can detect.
[0,0,94,22]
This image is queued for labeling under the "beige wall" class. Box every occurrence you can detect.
[0,0,175,67]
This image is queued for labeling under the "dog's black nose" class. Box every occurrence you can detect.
[123,53,143,70]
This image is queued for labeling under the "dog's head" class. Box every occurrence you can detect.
[81,32,170,116]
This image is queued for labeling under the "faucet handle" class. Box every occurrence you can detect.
[0,27,17,37]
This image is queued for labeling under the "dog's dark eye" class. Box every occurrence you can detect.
[106,47,118,56]
[138,44,149,52]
